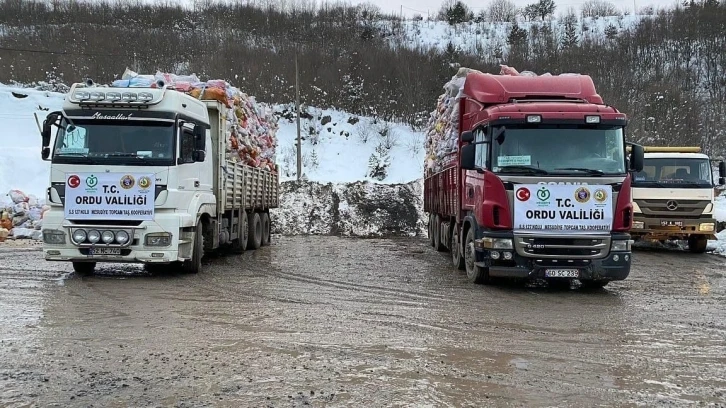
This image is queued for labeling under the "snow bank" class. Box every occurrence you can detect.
[270,179,425,238]
[0,83,64,198]
[707,193,726,255]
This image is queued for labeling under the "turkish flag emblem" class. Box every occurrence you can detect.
[516,187,531,201]
[67,175,81,188]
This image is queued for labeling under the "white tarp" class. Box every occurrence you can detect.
[64,172,155,221]
[513,184,613,233]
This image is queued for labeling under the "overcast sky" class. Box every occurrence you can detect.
[362,0,680,18]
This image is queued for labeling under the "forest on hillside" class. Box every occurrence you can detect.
[0,0,724,155]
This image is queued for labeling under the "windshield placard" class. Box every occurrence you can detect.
[65,172,155,221]
[497,155,531,166]
[513,184,613,233]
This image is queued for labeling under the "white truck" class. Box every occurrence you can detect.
[39,79,279,274]
[630,146,725,253]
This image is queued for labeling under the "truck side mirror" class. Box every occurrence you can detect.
[629,144,644,173]
[461,144,476,170]
[192,150,206,162]
[41,111,60,160]
[461,131,474,143]
[719,161,726,185]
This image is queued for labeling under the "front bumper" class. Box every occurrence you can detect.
[630,215,718,239]
[40,208,190,264]
[473,231,632,281]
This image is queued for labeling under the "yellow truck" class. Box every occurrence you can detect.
[629,146,725,253]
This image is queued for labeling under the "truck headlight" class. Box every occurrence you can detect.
[72,229,87,243]
[87,229,101,244]
[699,223,715,232]
[116,230,130,245]
[102,230,115,244]
[632,221,644,229]
[477,237,513,250]
[611,240,632,252]
[43,229,66,244]
[145,232,171,247]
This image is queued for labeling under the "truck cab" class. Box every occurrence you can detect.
[39,79,278,275]
[629,146,726,253]
[425,71,645,289]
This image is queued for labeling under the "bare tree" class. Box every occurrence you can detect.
[581,0,619,17]
[488,0,518,22]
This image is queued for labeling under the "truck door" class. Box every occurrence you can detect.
[177,122,202,191]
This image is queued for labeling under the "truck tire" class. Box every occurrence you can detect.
[464,228,490,284]
[72,262,95,276]
[248,212,262,250]
[434,215,446,252]
[183,222,204,274]
[230,213,248,254]
[260,212,271,246]
[428,214,435,247]
[688,235,708,254]
[451,225,465,270]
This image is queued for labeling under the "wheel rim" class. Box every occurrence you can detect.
[452,230,460,264]
[465,240,475,277]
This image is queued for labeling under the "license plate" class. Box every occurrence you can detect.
[544,269,580,278]
[90,247,121,256]
[660,220,683,227]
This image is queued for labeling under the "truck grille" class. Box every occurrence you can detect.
[634,199,709,218]
[514,235,610,259]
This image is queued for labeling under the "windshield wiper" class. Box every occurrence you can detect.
[498,165,549,175]
[105,153,152,164]
[555,167,604,176]
[55,153,96,164]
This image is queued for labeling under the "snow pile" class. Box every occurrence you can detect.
[0,190,48,241]
[270,179,425,237]
[0,83,64,199]
[113,69,279,172]
[273,104,425,183]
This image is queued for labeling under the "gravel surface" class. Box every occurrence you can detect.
[1,236,725,407]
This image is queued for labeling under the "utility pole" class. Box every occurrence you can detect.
[295,51,302,181]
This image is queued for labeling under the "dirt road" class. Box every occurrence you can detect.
[1,236,725,407]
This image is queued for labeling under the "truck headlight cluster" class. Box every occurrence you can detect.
[71,228,131,246]
[699,223,715,232]
[145,232,172,247]
[477,237,513,250]
[611,240,632,252]
[43,229,66,244]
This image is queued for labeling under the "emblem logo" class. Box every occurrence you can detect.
[536,187,551,201]
[120,175,135,189]
[67,175,81,188]
[574,187,591,203]
[666,200,679,211]
[516,187,531,201]
[138,176,151,189]
[594,188,607,203]
[85,175,98,188]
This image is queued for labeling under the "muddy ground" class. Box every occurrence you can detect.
[1,236,725,407]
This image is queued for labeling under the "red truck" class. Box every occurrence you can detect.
[424,68,645,288]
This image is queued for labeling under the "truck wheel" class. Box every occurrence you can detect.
[248,212,262,250]
[260,212,271,246]
[72,262,95,276]
[434,215,446,252]
[451,226,465,270]
[428,214,435,247]
[183,222,204,274]
[231,213,248,254]
[687,236,708,254]
[464,228,490,284]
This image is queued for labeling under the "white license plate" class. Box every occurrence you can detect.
[90,247,121,256]
[544,269,580,278]
[660,220,683,227]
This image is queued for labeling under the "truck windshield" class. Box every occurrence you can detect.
[490,125,626,175]
[632,158,713,188]
[52,120,175,166]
